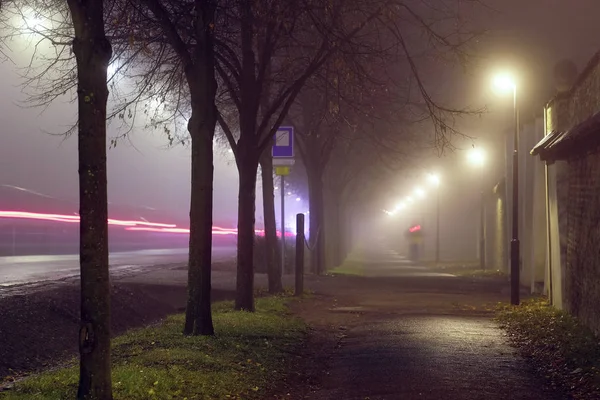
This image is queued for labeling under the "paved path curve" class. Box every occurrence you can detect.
[296,244,565,400]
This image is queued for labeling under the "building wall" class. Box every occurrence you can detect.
[520,118,547,290]
[547,58,600,330]
[484,188,507,273]
[565,154,600,331]
[544,104,568,309]
[546,163,564,309]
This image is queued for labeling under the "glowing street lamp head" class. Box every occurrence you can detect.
[394,202,406,212]
[406,196,414,203]
[468,148,485,167]
[493,72,516,94]
[427,173,440,187]
[22,8,44,30]
[414,187,426,199]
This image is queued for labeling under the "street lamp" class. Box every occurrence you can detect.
[494,72,520,306]
[427,173,440,187]
[468,148,486,272]
[467,147,485,167]
[394,202,406,212]
[20,8,44,30]
[414,187,426,199]
[427,173,441,263]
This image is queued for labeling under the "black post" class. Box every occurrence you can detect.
[281,175,285,275]
[510,87,520,305]
[480,189,486,270]
[295,213,305,296]
[435,189,440,264]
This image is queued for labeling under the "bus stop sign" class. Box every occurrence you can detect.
[272,126,294,158]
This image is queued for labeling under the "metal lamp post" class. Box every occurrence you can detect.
[436,187,440,264]
[510,84,520,305]
[494,73,520,305]
[479,173,486,271]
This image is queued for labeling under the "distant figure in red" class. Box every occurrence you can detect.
[405,223,423,261]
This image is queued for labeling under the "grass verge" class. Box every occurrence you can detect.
[0,297,307,400]
[328,259,364,276]
[431,264,506,278]
[496,297,600,399]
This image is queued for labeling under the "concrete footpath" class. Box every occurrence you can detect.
[289,246,566,400]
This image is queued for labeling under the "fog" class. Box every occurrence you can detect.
[0,0,599,232]
[0,35,253,226]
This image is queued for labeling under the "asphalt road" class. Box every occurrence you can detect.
[296,244,564,400]
[0,246,236,287]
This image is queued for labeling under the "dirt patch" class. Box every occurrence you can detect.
[0,269,234,382]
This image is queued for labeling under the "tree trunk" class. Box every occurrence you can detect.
[260,151,282,293]
[322,188,336,269]
[307,168,325,275]
[334,198,347,265]
[326,189,344,267]
[182,1,217,337]
[68,1,113,399]
[184,111,215,335]
[343,204,354,256]
[235,149,259,311]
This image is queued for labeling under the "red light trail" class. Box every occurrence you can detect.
[0,210,273,236]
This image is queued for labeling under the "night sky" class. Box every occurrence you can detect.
[0,0,597,226]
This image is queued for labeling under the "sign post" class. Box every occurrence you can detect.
[272,127,294,274]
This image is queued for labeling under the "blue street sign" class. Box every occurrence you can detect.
[272,126,294,158]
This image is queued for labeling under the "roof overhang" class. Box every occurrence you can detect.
[531,110,600,163]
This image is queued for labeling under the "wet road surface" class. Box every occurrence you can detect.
[0,246,235,287]
[298,245,563,400]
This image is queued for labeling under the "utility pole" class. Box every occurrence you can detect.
[280,175,285,274]
[510,85,521,305]
[435,187,440,263]
[480,174,486,271]
[294,213,304,296]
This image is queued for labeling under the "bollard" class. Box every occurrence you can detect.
[295,213,305,296]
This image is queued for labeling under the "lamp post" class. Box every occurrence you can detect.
[494,73,520,305]
[468,148,486,271]
[427,174,441,263]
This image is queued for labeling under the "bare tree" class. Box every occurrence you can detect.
[283,0,484,274]
[2,1,114,396]
[259,144,283,293]
[66,2,114,397]
[216,0,406,311]
[2,0,220,337]
[131,0,218,336]
[4,0,118,397]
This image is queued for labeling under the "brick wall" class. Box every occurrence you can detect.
[549,54,600,332]
[566,153,600,332]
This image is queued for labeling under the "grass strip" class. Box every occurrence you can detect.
[429,262,506,278]
[496,297,600,399]
[1,296,307,400]
[328,258,364,276]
